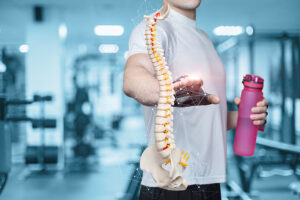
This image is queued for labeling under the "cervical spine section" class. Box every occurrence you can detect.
[144,12,176,159]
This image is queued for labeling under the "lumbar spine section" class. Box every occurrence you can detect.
[139,6,189,191]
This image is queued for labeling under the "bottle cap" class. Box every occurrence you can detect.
[243,74,264,89]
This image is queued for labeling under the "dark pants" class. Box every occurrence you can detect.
[139,184,221,200]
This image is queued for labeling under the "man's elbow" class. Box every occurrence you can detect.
[123,76,132,97]
[123,85,131,97]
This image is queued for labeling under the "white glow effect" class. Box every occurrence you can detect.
[99,44,119,54]
[58,23,68,40]
[213,26,244,36]
[246,26,254,36]
[0,60,6,73]
[19,44,29,53]
[188,75,201,81]
[94,25,124,36]
[124,51,129,59]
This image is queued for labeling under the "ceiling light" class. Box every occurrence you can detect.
[94,25,124,36]
[246,26,254,36]
[0,60,6,73]
[19,44,29,53]
[213,26,244,36]
[58,23,67,40]
[98,44,119,53]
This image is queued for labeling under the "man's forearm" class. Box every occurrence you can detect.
[227,111,238,130]
[123,64,160,106]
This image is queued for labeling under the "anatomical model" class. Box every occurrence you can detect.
[140,6,189,191]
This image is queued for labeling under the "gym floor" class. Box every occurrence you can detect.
[1,116,298,200]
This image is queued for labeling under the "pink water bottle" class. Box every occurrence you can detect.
[234,74,264,156]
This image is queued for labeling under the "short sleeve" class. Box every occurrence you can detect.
[127,22,148,58]
[127,21,168,59]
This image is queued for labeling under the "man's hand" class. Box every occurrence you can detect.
[173,75,220,107]
[234,97,268,126]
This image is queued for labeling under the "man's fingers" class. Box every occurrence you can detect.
[180,78,189,87]
[173,77,183,90]
[253,120,266,126]
[173,79,186,90]
[187,76,203,87]
[173,76,203,91]
[190,79,203,89]
[206,94,220,104]
[250,113,267,120]
[251,106,267,113]
[173,75,189,84]
[173,81,181,90]
[256,98,268,107]
[173,75,188,89]
[185,79,194,87]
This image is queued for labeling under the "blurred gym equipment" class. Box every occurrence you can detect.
[119,145,146,200]
[0,94,57,193]
[64,55,98,171]
[22,96,58,172]
[220,31,300,197]
[235,137,300,193]
[3,96,57,163]
[64,54,124,172]
[0,119,10,195]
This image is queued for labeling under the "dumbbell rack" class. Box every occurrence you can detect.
[0,95,58,181]
[23,96,58,175]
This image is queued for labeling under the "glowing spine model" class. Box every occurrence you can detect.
[140,6,189,191]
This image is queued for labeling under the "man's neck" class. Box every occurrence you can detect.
[163,4,196,20]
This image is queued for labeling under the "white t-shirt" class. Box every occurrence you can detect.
[127,8,227,186]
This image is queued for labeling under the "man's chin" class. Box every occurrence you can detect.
[178,1,201,10]
[166,0,201,11]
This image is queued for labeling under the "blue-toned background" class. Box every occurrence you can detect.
[0,0,300,199]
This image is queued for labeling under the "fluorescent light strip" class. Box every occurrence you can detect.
[94,25,124,36]
[213,26,244,36]
[99,44,119,54]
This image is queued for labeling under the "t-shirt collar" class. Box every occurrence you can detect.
[168,7,197,29]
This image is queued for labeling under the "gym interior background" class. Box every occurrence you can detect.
[0,0,300,199]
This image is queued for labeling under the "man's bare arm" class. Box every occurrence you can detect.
[227,111,238,130]
[123,53,221,107]
[123,53,160,106]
